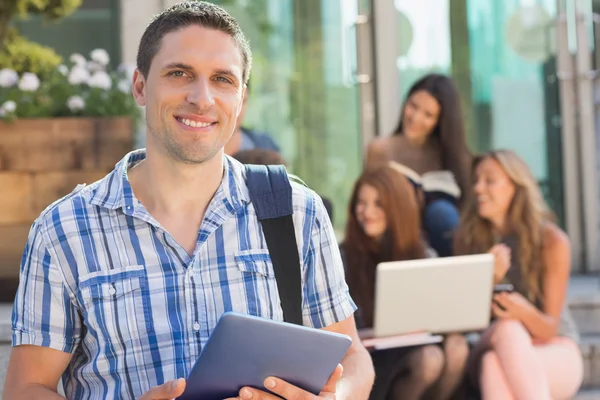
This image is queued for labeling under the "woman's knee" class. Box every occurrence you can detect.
[490,319,530,348]
[444,334,470,371]
[409,345,445,384]
[423,199,460,256]
[423,199,460,231]
[480,351,502,381]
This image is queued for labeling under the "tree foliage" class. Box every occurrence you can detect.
[0,0,82,75]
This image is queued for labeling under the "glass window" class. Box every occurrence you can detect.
[216,0,363,232]
[393,0,565,225]
[13,0,121,65]
[466,0,562,222]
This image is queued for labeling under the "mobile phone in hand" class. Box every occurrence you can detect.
[493,283,514,294]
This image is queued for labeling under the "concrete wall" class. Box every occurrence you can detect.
[120,0,164,65]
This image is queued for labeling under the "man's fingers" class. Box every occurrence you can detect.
[140,377,186,400]
[321,364,344,393]
[238,387,281,400]
[237,366,343,400]
[258,376,314,400]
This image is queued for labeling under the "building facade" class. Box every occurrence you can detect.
[19,0,600,273]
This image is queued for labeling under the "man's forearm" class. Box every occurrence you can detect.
[337,344,375,400]
[4,384,66,400]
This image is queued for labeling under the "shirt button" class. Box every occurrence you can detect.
[193,322,200,332]
[108,286,116,295]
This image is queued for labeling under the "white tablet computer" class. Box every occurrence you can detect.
[372,253,495,338]
[178,312,353,400]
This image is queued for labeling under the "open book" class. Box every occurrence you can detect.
[388,162,461,200]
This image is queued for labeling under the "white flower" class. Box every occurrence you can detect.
[88,71,112,90]
[69,53,87,67]
[58,64,69,76]
[18,73,40,92]
[68,66,90,85]
[117,63,136,80]
[1,100,16,113]
[0,68,18,87]
[67,95,85,112]
[87,61,104,73]
[117,79,131,93]
[90,49,110,66]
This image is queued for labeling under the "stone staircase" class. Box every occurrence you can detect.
[0,276,597,398]
[570,275,600,399]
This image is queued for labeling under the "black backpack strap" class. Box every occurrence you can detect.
[245,164,303,325]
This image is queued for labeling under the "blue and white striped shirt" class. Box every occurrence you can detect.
[12,150,356,399]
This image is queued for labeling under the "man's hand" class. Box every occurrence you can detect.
[226,364,343,400]
[138,378,186,400]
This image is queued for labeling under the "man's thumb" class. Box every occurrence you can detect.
[322,364,344,393]
[154,378,186,399]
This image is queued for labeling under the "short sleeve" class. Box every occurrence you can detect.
[302,195,357,328]
[11,222,81,353]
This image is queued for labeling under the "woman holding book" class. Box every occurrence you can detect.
[454,150,583,400]
[341,165,469,400]
[366,74,472,257]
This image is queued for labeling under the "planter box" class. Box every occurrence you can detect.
[0,117,135,278]
[0,224,30,279]
[0,172,33,225]
[0,117,134,172]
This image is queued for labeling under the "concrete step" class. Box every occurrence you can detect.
[568,275,600,336]
[573,388,600,400]
[581,335,600,389]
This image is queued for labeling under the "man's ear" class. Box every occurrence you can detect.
[132,69,146,107]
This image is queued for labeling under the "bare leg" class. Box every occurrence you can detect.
[534,337,583,400]
[424,334,469,400]
[479,351,515,400]
[472,320,553,400]
[387,345,444,400]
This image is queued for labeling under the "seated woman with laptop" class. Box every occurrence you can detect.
[454,150,583,400]
[341,164,469,400]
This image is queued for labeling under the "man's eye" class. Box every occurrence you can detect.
[169,71,186,77]
[216,76,231,83]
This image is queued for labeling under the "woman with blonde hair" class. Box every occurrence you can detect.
[454,150,583,400]
[342,164,468,400]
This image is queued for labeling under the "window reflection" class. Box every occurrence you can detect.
[216,0,362,231]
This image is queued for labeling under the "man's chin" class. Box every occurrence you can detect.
[168,145,222,165]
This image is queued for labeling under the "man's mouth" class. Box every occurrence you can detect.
[175,117,215,128]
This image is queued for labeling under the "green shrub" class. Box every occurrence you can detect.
[0,0,82,75]
[0,28,62,77]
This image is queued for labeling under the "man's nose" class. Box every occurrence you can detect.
[186,78,215,108]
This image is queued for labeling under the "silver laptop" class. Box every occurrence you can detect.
[372,254,495,338]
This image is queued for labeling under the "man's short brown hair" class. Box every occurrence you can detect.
[136,1,252,83]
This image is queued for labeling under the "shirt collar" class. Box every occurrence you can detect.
[90,149,250,211]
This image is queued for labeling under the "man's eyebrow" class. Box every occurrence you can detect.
[161,64,240,81]
[162,62,194,71]
[214,68,240,81]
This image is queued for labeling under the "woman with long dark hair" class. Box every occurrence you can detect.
[366,74,472,257]
[342,165,468,400]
